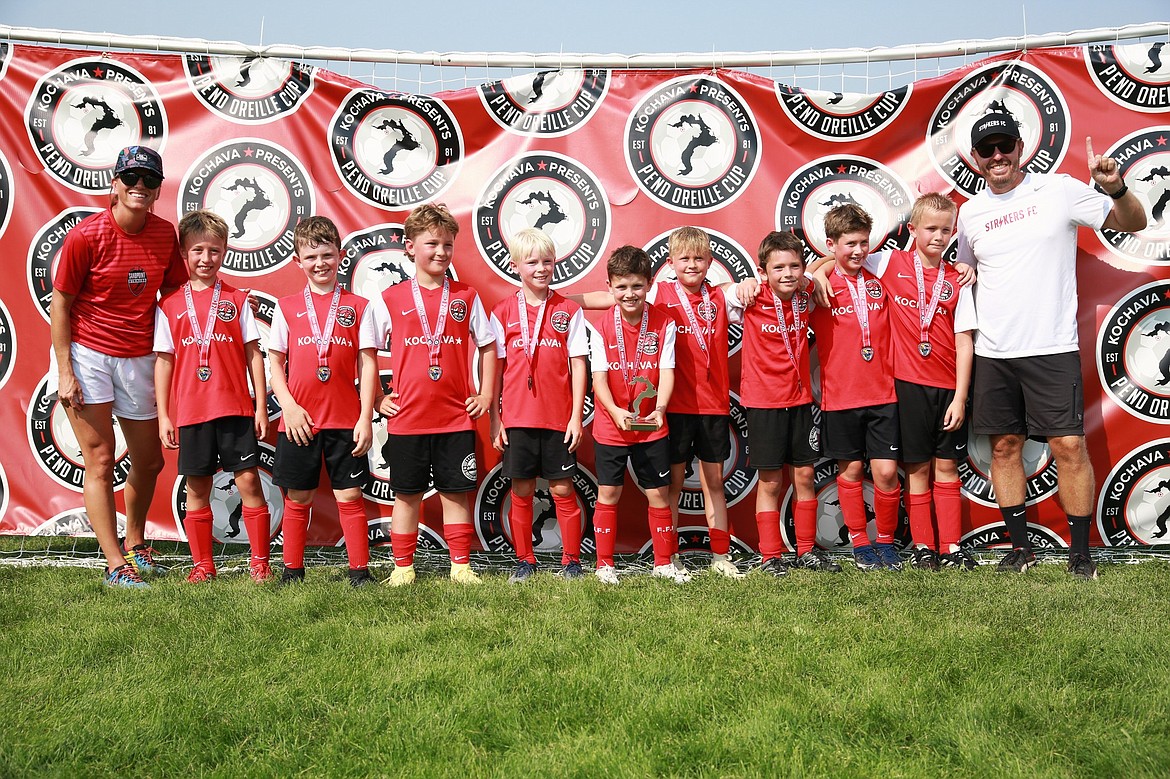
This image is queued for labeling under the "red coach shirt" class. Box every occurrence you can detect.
[651,281,731,415]
[729,286,814,409]
[809,268,895,412]
[589,303,676,446]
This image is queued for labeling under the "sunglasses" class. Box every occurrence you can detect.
[118,170,163,189]
[973,139,1018,158]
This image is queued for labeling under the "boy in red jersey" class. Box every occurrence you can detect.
[589,245,678,585]
[816,195,977,570]
[374,204,497,586]
[807,204,902,572]
[268,216,379,587]
[488,229,589,582]
[729,232,840,576]
[154,210,272,583]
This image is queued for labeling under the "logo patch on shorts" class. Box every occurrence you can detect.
[461,453,478,482]
[183,54,315,124]
[1084,43,1170,113]
[1098,439,1170,547]
[1097,280,1170,422]
[27,375,130,492]
[474,463,599,556]
[170,443,283,544]
[958,431,1059,507]
[479,69,610,136]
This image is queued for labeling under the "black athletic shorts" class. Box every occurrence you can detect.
[821,402,900,461]
[178,416,261,477]
[502,427,576,481]
[972,352,1084,438]
[594,438,672,489]
[274,429,369,491]
[746,405,819,469]
[383,430,477,495]
[667,412,731,465]
[895,380,968,463]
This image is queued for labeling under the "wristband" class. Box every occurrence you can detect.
[1109,183,1128,200]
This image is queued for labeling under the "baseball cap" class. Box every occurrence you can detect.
[970,113,1021,147]
[113,145,165,179]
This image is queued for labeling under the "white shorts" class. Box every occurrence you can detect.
[48,343,157,420]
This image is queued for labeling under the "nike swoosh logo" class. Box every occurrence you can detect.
[507,322,521,327]
[608,344,619,349]
[561,464,574,471]
[658,470,670,477]
[889,445,899,451]
[666,303,680,308]
[296,311,309,318]
[957,444,967,450]
[897,272,913,279]
[240,453,255,461]
[759,305,773,310]
[401,308,414,316]
[349,471,364,479]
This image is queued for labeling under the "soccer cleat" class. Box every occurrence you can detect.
[909,547,940,572]
[348,568,376,588]
[125,544,167,577]
[1067,552,1099,580]
[939,548,980,571]
[758,557,789,577]
[387,564,416,587]
[508,561,537,584]
[103,563,149,589]
[249,560,273,583]
[852,545,883,571]
[186,565,216,583]
[652,563,692,583]
[874,543,904,571]
[560,561,584,580]
[280,566,305,585]
[594,565,620,585]
[450,562,482,585]
[710,554,746,579]
[996,547,1037,573]
[794,549,842,573]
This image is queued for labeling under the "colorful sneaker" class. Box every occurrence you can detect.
[874,543,904,571]
[508,561,537,584]
[1067,552,1099,580]
[996,547,1037,573]
[103,563,148,589]
[909,547,940,572]
[652,563,692,583]
[280,566,305,584]
[249,559,273,583]
[125,544,167,577]
[794,549,842,572]
[450,562,482,585]
[759,557,789,577]
[852,545,883,571]
[349,568,376,588]
[710,554,746,579]
[594,565,620,585]
[560,561,584,580]
[939,548,980,571]
[186,564,216,583]
[387,564,416,587]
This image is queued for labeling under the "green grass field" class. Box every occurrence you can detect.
[3,549,1169,778]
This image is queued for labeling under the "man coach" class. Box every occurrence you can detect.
[955,112,1146,579]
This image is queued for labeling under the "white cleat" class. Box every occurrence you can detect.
[653,563,692,583]
[594,565,620,585]
[710,554,746,579]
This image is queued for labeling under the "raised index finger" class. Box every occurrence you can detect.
[1086,136,1095,161]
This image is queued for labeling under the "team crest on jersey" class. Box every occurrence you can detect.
[776,155,913,262]
[961,521,1064,550]
[0,298,16,393]
[1085,43,1170,113]
[365,371,437,504]
[1097,280,1170,423]
[31,508,127,538]
[775,84,910,142]
[178,139,312,276]
[550,311,571,334]
[1098,439,1170,547]
[184,54,315,124]
[783,459,910,552]
[216,300,238,322]
[475,151,610,287]
[958,430,1058,507]
[646,227,754,356]
[248,291,283,421]
[673,392,757,516]
[696,301,718,321]
[640,332,660,355]
[335,306,357,329]
[27,208,102,322]
[127,267,147,296]
[1091,128,1170,269]
[25,58,166,194]
[474,463,599,556]
[864,279,883,299]
[329,89,462,209]
[625,75,760,213]
[479,68,610,136]
[928,61,1069,198]
[28,375,129,492]
[449,298,468,323]
[171,443,283,544]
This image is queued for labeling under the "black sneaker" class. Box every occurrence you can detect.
[1067,552,1099,580]
[508,560,537,584]
[560,561,584,580]
[348,568,376,588]
[939,548,980,571]
[874,543,904,571]
[996,547,1037,573]
[909,547,940,571]
[759,557,789,577]
[280,566,306,584]
[794,548,841,572]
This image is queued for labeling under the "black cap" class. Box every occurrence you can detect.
[113,145,164,179]
[970,113,1021,147]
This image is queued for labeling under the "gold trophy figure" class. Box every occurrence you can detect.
[628,376,660,431]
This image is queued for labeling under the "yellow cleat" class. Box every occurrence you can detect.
[386,564,416,587]
[449,562,482,585]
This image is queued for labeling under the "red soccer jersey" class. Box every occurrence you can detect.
[589,303,677,446]
[651,281,730,415]
[54,209,186,357]
[378,280,496,435]
[809,268,895,412]
[154,282,258,428]
[268,287,378,432]
[866,250,974,390]
[490,291,589,431]
[731,286,814,409]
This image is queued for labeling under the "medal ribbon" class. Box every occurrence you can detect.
[516,289,549,389]
[835,266,872,357]
[303,285,342,373]
[613,306,650,410]
[671,280,710,372]
[184,280,222,374]
[412,277,450,372]
[773,290,804,393]
[913,251,947,352]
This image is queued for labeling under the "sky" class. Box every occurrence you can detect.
[2,1,1166,56]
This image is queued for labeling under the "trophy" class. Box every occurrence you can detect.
[628,376,660,431]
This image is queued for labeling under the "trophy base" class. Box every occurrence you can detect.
[629,419,659,432]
